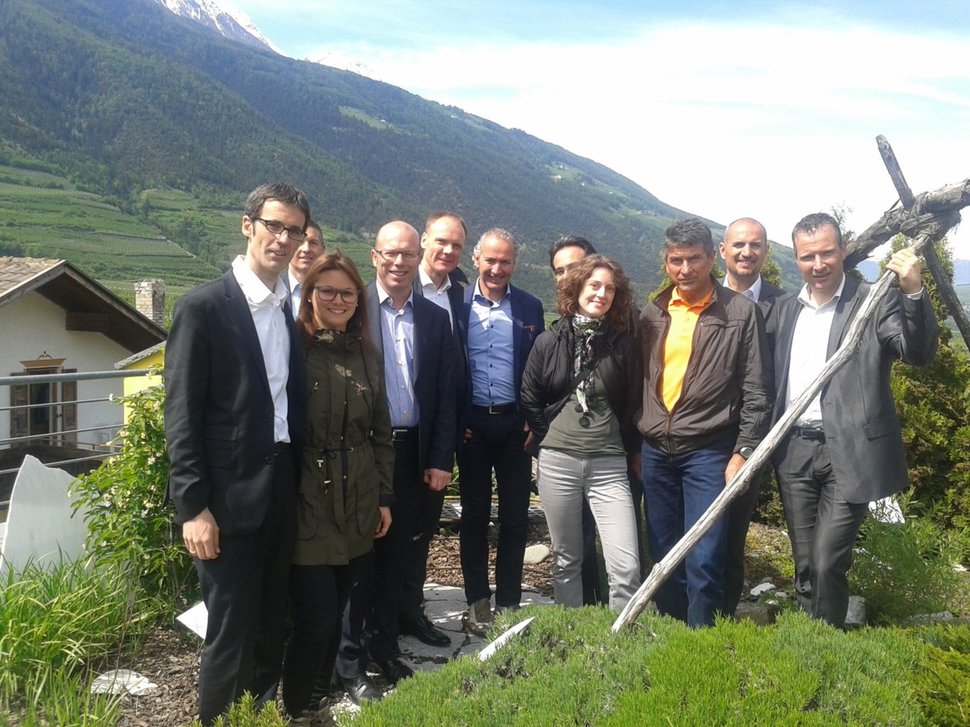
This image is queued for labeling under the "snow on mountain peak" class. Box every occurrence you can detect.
[153,0,278,53]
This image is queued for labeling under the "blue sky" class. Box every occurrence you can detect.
[224,1,970,258]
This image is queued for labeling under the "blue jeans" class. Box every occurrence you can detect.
[641,439,731,627]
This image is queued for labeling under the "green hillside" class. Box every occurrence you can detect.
[0,0,803,310]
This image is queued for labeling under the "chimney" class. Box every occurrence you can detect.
[134,279,166,326]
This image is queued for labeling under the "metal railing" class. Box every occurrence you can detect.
[0,369,152,510]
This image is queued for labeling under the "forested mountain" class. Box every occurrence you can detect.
[0,0,802,303]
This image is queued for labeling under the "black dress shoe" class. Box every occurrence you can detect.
[371,654,414,685]
[339,674,382,705]
[400,611,452,647]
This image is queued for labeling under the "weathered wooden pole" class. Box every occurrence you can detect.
[612,233,931,631]
[874,135,970,351]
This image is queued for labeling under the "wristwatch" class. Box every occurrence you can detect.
[738,446,754,460]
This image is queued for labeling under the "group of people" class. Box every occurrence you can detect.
[163,183,938,724]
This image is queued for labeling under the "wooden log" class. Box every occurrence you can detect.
[611,234,932,632]
[872,135,970,351]
[846,179,967,266]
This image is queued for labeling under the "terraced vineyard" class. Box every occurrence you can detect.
[0,166,221,289]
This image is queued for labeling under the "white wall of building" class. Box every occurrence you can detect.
[0,295,133,446]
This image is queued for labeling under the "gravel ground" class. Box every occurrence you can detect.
[113,516,791,725]
[115,519,554,726]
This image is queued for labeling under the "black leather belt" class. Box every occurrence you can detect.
[391,426,418,442]
[472,403,516,415]
[792,426,825,442]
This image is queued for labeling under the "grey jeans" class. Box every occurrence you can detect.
[536,448,641,610]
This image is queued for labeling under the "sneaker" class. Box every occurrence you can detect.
[465,597,493,636]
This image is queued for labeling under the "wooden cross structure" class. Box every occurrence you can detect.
[612,135,969,632]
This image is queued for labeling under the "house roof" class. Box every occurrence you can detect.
[0,257,167,353]
[114,341,166,370]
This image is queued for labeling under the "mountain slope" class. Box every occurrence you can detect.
[0,0,802,297]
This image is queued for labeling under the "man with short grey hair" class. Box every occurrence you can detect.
[285,219,324,315]
[458,228,543,634]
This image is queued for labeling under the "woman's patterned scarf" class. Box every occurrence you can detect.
[571,314,604,416]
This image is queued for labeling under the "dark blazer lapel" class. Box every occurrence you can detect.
[411,296,427,379]
[223,272,270,393]
[772,295,801,416]
[366,283,383,356]
[827,276,863,357]
[508,284,524,379]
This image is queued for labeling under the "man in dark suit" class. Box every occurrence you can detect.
[414,211,469,334]
[404,211,468,645]
[361,220,457,683]
[458,228,544,634]
[164,183,309,725]
[283,218,324,316]
[772,212,937,628]
[717,217,785,616]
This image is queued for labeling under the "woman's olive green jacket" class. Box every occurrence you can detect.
[293,328,394,566]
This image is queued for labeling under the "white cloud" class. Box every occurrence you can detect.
[317,20,970,256]
[232,1,970,257]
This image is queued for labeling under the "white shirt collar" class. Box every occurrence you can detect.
[232,256,287,307]
[375,280,413,308]
[419,265,451,292]
[797,274,846,311]
[721,274,762,301]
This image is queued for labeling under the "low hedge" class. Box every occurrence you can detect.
[350,607,970,726]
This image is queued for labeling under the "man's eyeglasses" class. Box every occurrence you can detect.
[373,249,419,261]
[252,217,307,241]
[314,286,360,303]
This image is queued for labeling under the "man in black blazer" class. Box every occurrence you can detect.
[361,220,457,682]
[717,217,785,616]
[164,183,309,725]
[459,228,544,633]
[406,211,468,642]
[772,212,937,628]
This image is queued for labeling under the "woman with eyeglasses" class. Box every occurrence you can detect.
[282,251,393,718]
[520,255,643,611]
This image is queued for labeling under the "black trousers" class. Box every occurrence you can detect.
[400,475,447,622]
[366,432,423,659]
[776,433,868,628]
[457,408,532,608]
[722,469,766,615]
[282,552,372,716]
[194,451,295,726]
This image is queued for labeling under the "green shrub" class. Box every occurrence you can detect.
[351,608,928,726]
[72,381,195,614]
[0,559,140,723]
[848,491,969,624]
[888,237,970,531]
[910,623,970,726]
[193,692,288,727]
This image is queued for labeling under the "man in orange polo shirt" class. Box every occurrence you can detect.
[638,218,771,627]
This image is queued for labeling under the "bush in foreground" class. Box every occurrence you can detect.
[72,382,195,616]
[850,491,970,624]
[0,559,143,724]
[350,607,970,726]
